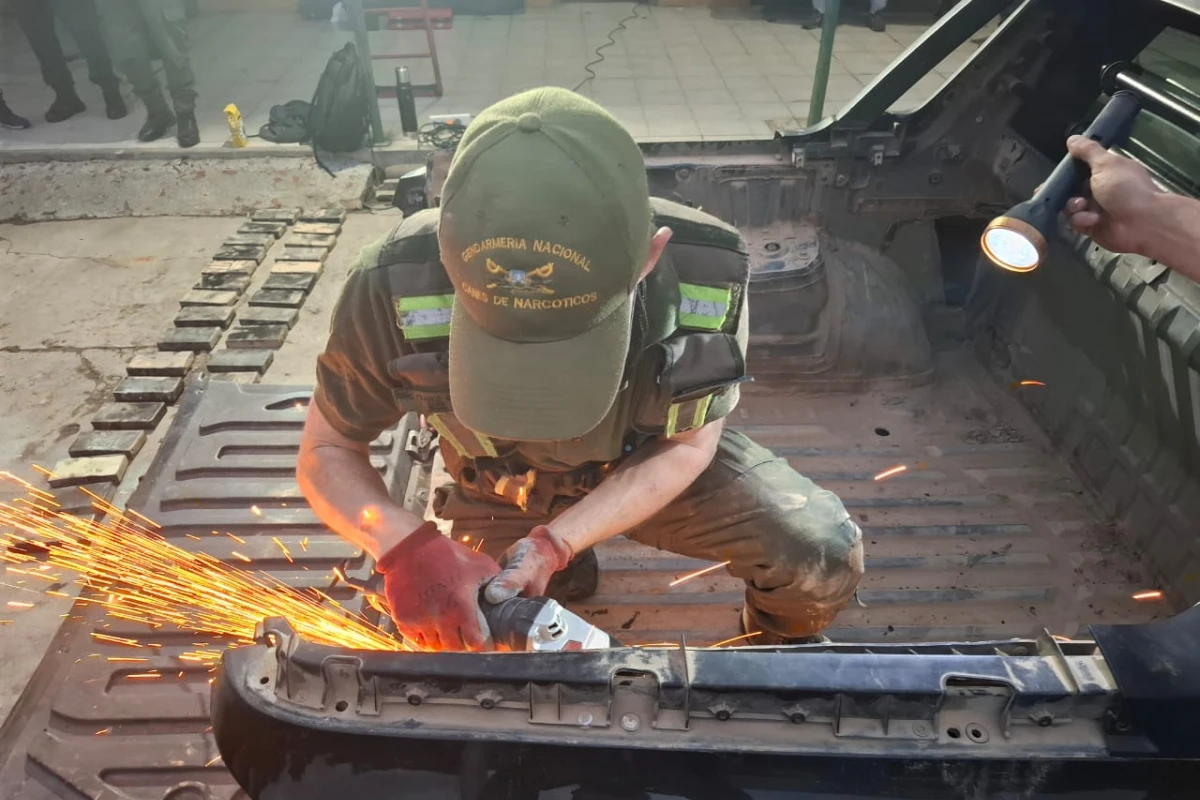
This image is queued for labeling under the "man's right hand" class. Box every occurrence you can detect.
[375,521,501,651]
[1065,135,1162,256]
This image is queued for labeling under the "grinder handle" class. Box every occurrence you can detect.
[482,596,548,651]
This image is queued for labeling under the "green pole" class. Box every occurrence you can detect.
[807,0,841,127]
[344,0,390,145]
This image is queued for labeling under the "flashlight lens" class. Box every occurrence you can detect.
[983,227,1040,272]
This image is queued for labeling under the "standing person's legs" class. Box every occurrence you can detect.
[13,0,87,121]
[137,0,199,146]
[53,0,128,118]
[98,0,175,140]
[803,0,825,28]
[624,429,864,642]
[868,0,887,31]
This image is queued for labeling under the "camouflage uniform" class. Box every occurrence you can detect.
[315,199,865,640]
[97,0,195,115]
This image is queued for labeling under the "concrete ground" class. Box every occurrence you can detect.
[0,4,974,153]
[0,207,399,724]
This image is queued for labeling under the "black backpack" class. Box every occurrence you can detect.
[307,43,370,158]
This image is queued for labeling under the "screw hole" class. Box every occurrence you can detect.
[764,241,781,252]
[947,727,961,739]
[967,725,985,741]
[335,700,348,712]
[407,694,423,706]
[480,698,495,710]
[874,427,890,437]
[259,676,270,685]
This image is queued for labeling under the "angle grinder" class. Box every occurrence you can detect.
[333,566,615,652]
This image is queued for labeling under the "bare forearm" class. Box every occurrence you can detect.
[548,421,723,555]
[1141,193,1200,283]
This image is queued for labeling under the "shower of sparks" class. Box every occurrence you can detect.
[1012,380,1047,388]
[668,560,731,587]
[709,631,760,648]
[0,473,410,655]
[1132,589,1165,602]
[873,465,908,482]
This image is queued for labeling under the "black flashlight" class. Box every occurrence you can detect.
[981,90,1142,273]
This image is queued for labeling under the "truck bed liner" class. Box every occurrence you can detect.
[0,350,1164,799]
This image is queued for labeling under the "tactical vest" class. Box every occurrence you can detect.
[381,197,750,471]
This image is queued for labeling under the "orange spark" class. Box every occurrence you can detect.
[873,464,908,482]
[1014,380,1046,387]
[250,505,263,516]
[300,537,309,552]
[272,537,293,563]
[206,755,223,767]
[231,552,252,563]
[186,534,202,540]
[460,535,471,543]
[710,631,760,648]
[1132,589,1165,602]
[472,538,485,553]
[669,560,731,587]
[359,506,379,526]
[226,532,246,544]
[107,657,148,663]
[94,727,111,736]
[6,601,34,609]
[126,672,161,679]
[0,472,409,654]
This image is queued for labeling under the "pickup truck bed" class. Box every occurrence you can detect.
[596,348,1163,646]
[0,342,1165,799]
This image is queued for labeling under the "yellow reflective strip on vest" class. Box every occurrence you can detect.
[473,432,498,458]
[395,294,453,340]
[678,282,732,331]
[427,414,468,457]
[665,403,680,438]
[691,394,713,429]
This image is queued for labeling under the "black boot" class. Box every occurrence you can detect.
[45,91,86,123]
[176,109,200,148]
[868,12,886,32]
[544,547,600,603]
[138,104,176,142]
[0,94,32,129]
[801,11,823,29]
[101,84,128,120]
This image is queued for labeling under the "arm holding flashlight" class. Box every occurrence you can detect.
[1065,135,1200,283]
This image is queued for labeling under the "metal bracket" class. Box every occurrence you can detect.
[870,144,886,167]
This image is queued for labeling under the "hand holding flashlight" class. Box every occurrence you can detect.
[1063,135,1163,256]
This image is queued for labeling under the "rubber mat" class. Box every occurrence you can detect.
[0,378,413,800]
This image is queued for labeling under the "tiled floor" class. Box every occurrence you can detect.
[0,4,979,152]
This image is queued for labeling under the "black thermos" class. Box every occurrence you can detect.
[396,66,418,135]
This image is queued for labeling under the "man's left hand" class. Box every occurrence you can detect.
[483,526,573,604]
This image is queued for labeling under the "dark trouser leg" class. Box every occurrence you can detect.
[14,0,74,96]
[140,0,197,114]
[53,0,120,91]
[625,429,864,639]
[99,0,167,111]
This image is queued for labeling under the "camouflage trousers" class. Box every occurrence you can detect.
[97,0,195,113]
[438,429,865,639]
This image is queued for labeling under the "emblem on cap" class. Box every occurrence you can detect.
[486,258,555,295]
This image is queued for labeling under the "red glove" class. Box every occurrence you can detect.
[483,526,573,605]
[376,521,501,651]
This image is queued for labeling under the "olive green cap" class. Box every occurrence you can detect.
[438,87,652,441]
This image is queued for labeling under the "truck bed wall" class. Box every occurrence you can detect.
[970,233,1200,610]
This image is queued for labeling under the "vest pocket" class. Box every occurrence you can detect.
[631,332,747,437]
[387,352,453,414]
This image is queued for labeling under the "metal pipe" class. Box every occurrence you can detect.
[343,0,390,146]
[807,0,841,127]
[1107,66,1200,135]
